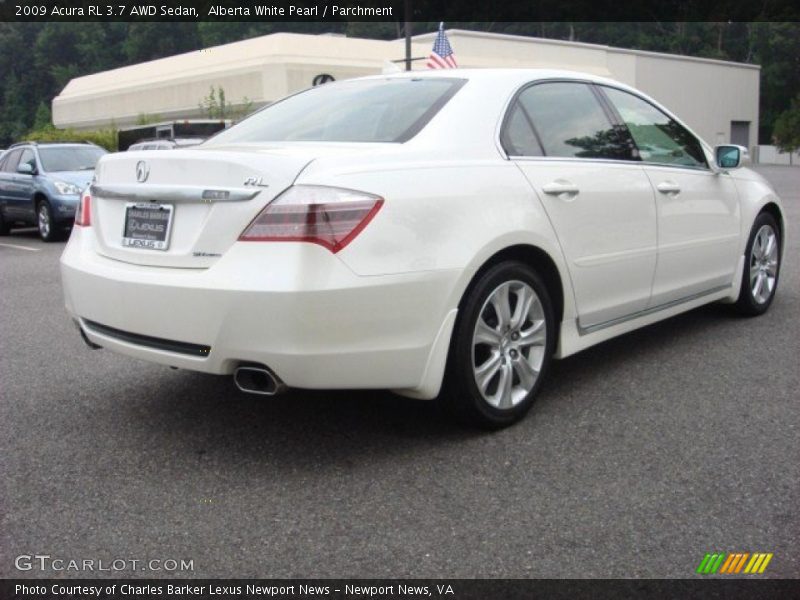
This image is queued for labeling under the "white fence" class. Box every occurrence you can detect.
[753,145,800,166]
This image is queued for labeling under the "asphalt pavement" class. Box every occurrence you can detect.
[1,166,798,579]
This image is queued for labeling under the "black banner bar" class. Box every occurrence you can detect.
[3,0,800,23]
[3,579,800,600]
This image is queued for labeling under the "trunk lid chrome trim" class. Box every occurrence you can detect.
[91,183,261,204]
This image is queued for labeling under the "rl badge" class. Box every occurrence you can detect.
[696,552,773,574]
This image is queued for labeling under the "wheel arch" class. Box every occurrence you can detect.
[759,201,785,249]
[393,242,569,401]
[33,191,49,209]
[457,244,566,326]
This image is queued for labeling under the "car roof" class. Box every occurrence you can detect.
[8,142,99,150]
[372,67,632,89]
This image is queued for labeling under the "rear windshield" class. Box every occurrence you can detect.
[39,146,107,172]
[207,78,465,144]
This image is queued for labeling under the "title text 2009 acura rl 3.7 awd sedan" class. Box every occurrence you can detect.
[60,70,785,428]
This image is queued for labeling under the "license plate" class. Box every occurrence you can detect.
[122,203,174,250]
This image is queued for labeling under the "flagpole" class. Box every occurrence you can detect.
[404,0,412,71]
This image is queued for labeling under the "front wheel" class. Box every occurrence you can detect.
[37,200,59,242]
[439,261,555,429]
[734,212,781,316]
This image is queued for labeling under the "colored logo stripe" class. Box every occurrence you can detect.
[697,553,726,574]
[719,553,749,573]
[697,552,773,574]
[744,553,773,574]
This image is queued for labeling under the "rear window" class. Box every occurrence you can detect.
[39,146,107,172]
[207,78,465,145]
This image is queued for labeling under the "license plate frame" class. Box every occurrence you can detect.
[121,202,174,251]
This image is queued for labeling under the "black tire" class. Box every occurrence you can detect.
[36,200,60,242]
[0,208,10,236]
[734,212,781,316]
[439,260,556,429]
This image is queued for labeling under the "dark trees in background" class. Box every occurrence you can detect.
[1,21,798,147]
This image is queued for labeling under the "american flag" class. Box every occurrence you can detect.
[427,23,457,69]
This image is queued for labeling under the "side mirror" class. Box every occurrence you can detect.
[16,163,34,175]
[715,145,747,170]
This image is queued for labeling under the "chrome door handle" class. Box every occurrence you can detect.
[656,181,681,195]
[542,181,580,196]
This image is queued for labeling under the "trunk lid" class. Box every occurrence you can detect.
[90,145,338,268]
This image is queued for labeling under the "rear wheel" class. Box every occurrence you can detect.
[37,200,59,242]
[0,209,9,235]
[440,261,555,429]
[734,212,781,316]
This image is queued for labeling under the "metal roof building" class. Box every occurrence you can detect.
[53,29,760,151]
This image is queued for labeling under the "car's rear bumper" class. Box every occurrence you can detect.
[60,228,460,397]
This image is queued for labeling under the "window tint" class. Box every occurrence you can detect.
[501,104,543,156]
[516,82,632,160]
[207,78,465,145]
[602,87,707,169]
[2,149,22,172]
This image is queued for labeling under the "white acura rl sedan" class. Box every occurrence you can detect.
[61,69,785,428]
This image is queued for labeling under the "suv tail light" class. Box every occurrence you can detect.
[239,185,383,253]
[74,190,91,227]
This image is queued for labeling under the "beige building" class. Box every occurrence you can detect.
[53,29,760,150]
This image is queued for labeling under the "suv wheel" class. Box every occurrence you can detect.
[37,200,58,242]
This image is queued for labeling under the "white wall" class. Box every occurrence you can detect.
[755,145,800,165]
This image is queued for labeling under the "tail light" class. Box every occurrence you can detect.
[74,190,91,227]
[239,185,383,253]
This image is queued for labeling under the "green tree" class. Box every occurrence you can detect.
[32,102,53,131]
[124,23,201,62]
[200,86,227,119]
[2,73,30,142]
[773,95,800,164]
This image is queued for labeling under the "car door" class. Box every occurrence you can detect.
[0,149,23,220]
[599,86,741,307]
[9,148,38,222]
[503,80,658,330]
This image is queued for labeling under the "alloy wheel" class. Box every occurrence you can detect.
[471,280,547,409]
[749,224,778,304]
[38,204,51,239]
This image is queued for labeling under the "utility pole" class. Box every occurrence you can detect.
[404,0,412,71]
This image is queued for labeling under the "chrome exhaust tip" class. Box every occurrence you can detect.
[234,365,286,396]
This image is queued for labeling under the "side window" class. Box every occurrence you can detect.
[2,150,22,173]
[501,103,543,156]
[515,82,632,160]
[19,149,36,172]
[602,87,707,169]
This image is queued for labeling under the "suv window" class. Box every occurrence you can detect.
[19,148,36,172]
[507,82,632,160]
[601,86,707,169]
[37,145,106,172]
[2,149,22,172]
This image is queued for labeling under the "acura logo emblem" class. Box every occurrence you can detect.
[135,161,149,183]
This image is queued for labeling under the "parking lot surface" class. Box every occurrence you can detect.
[1,166,798,578]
